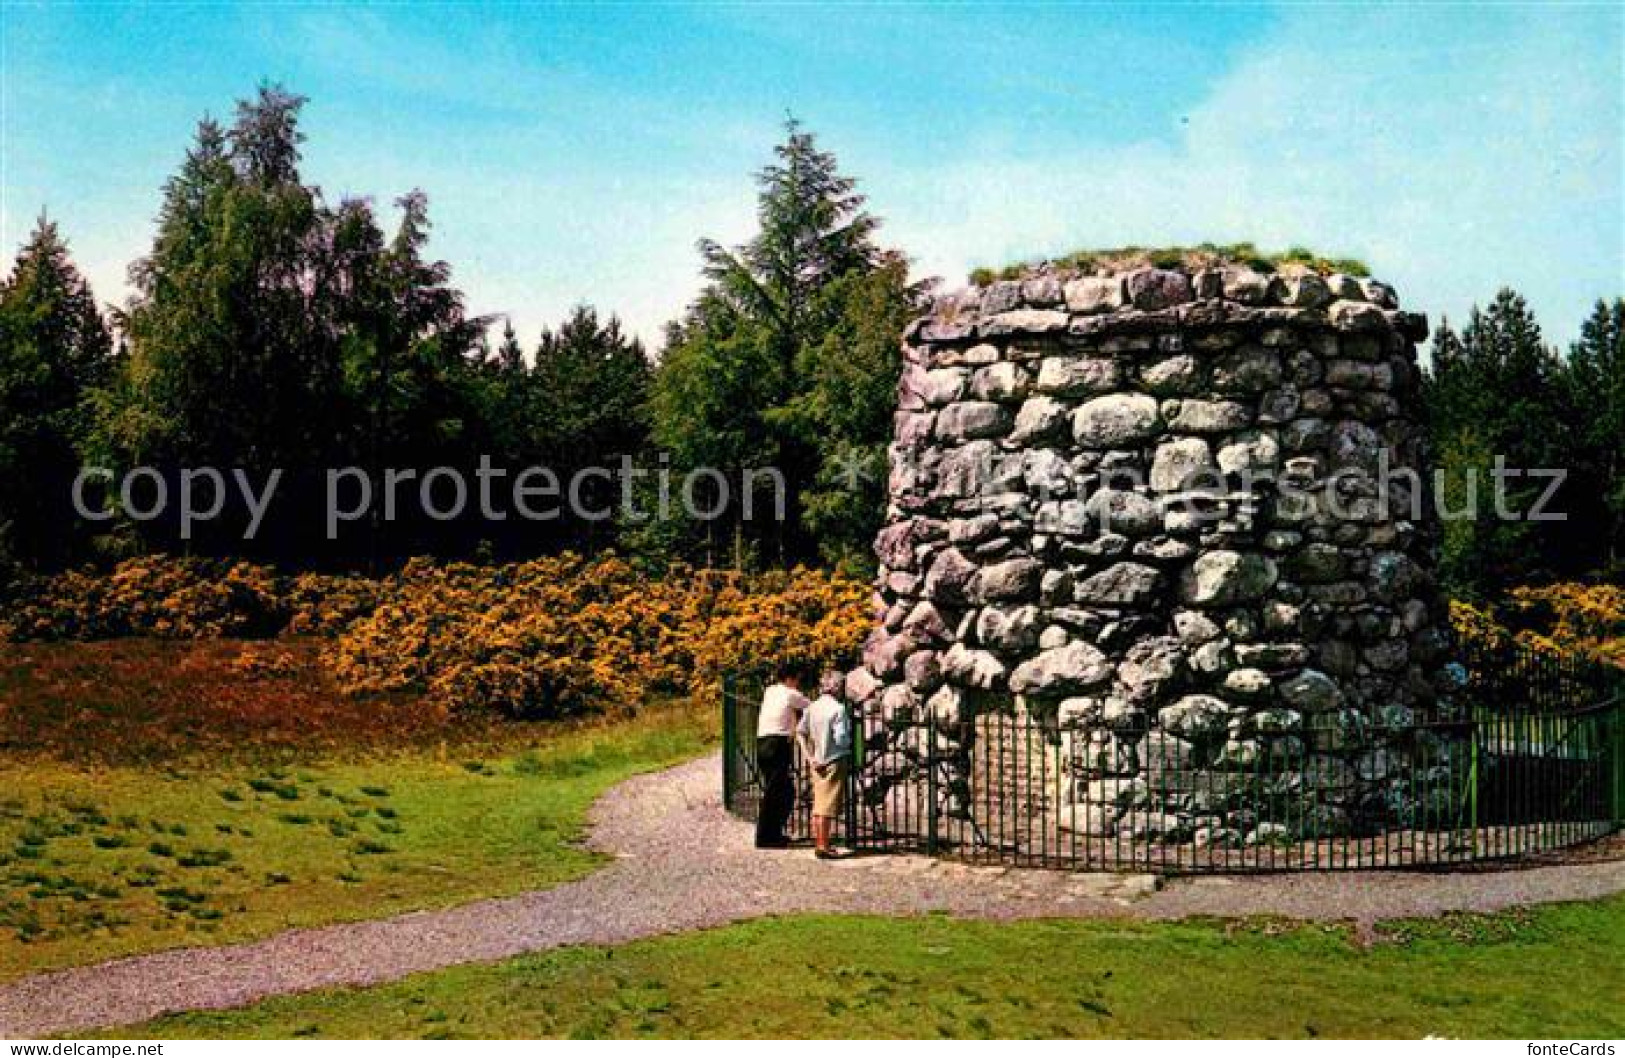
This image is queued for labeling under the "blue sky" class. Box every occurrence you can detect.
[2,2,1620,349]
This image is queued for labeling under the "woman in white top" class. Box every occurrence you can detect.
[754,664,810,848]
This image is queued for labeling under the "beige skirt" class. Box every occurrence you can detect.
[810,759,849,818]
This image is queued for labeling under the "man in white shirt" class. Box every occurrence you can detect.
[755,664,810,848]
[798,671,854,859]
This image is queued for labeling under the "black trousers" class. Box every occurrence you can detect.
[755,735,794,845]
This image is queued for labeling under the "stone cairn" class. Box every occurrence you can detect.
[843,261,1460,850]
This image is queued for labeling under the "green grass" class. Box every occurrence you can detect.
[0,701,716,981]
[103,896,1625,1039]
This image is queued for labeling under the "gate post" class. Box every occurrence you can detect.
[1613,698,1623,826]
[925,711,939,856]
[722,671,736,811]
[1468,722,1480,855]
[845,701,861,851]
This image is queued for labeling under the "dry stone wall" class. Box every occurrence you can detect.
[845,263,1459,847]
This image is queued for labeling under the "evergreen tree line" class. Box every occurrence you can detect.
[2,85,1619,594]
[1424,291,1625,598]
[0,87,918,580]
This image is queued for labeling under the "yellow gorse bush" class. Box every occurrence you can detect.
[1450,584,1625,668]
[2,556,289,639]
[327,554,872,717]
[4,553,872,717]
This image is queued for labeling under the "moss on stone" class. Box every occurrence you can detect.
[968,242,1371,287]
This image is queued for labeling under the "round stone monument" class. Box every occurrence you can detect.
[844,256,1459,851]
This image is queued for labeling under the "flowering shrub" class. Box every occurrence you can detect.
[1450,584,1625,668]
[282,572,388,637]
[1,557,371,642]
[1503,583,1625,667]
[1448,599,1518,652]
[328,555,870,717]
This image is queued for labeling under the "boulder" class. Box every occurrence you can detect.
[1277,668,1345,712]
[877,683,920,719]
[1220,267,1271,304]
[1035,498,1090,536]
[1009,641,1114,696]
[1022,276,1064,307]
[922,548,979,606]
[862,631,912,679]
[926,684,973,724]
[1149,437,1214,492]
[1216,430,1281,475]
[1022,448,1075,496]
[1082,488,1162,536]
[874,520,927,570]
[1140,354,1203,396]
[1212,346,1283,393]
[1329,300,1386,331]
[1159,694,1236,741]
[1173,609,1223,645]
[1064,275,1124,314]
[904,649,944,693]
[1285,542,1347,583]
[936,401,1012,441]
[976,556,1044,602]
[1180,550,1278,606]
[1167,399,1252,433]
[1328,419,1384,470]
[969,362,1031,402]
[942,643,1006,691]
[980,281,1023,314]
[1074,562,1163,607]
[1367,550,1423,602]
[919,368,968,406]
[980,309,1070,336]
[975,604,1041,653]
[1125,267,1194,310]
[1035,356,1121,397]
[1072,393,1162,448]
[1222,668,1272,698]
[1010,395,1071,444]
[901,601,953,645]
[947,513,1000,547]
[1116,635,1186,705]
[844,667,882,704]
[1272,273,1332,309]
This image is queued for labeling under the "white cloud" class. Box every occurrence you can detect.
[871,6,1622,347]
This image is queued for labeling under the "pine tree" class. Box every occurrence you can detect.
[0,215,113,570]
[1562,298,1625,570]
[526,305,652,549]
[104,87,500,561]
[652,120,921,568]
[1424,289,1570,595]
[781,255,919,571]
[494,320,524,374]
[115,85,335,475]
[531,305,650,466]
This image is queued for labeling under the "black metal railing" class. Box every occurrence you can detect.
[723,644,1624,872]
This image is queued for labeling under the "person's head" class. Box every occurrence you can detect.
[818,670,845,699]
[775,661,803,689]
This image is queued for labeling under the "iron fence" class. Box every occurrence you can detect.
[722,643,1624,872]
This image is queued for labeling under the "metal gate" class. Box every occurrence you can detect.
[721,645,1623,872]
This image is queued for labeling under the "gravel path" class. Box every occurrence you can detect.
[3,752,1621,1038]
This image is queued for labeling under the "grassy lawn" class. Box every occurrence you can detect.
[0,694,716,981]
[108,897,1625,1039]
